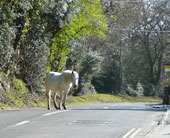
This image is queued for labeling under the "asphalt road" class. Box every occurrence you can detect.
[0,103,166,138]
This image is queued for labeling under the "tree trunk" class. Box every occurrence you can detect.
[163,86,170,105]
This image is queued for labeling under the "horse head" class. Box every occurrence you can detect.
[72,71,79,89]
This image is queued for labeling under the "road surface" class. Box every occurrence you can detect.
[0,103,166,138]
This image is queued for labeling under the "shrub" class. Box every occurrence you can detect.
[0,24,15,72]
[126,82,144,97]
[66,37,103,95]
[12,79,28,93]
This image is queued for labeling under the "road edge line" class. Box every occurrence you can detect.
[14,120,30,126]
[43,110,68,116]
[122,128,136,138]
[129,128,141,138]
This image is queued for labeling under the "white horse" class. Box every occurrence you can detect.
[45,70,79,110]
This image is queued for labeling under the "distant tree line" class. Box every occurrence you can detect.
[98,0,170,97]
[0,0,170,97]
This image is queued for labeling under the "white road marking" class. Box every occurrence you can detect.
[122,128,136,138]
[104,107,109,109]
[68,120,77,125]
[15,120,30,126]
[13,110,68,127]
[129,128,141,138]
[43,110,67,116]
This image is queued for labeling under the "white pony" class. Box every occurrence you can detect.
[45,70,79,110]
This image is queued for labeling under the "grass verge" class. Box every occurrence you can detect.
[0,93,162,109]
[67,94,162,106]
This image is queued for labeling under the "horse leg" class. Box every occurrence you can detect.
[54,93,60,110]
[46,90,51,110]
[59,91,63,109]
[62,91,68,110]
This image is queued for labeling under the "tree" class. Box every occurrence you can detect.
[18,0,78,91]
[93,0,143,95]
[48,0,107,72]
[66,37,103,95]
[0,0,108,93]
[125,1,170,96]
[95,0,170,96]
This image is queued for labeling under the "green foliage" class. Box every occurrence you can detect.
[67,0,107,38]
[165,78,170,86]
[12,79,28,92]
[48,0,107,71]
[66,94,162,105]
[48,30,71,71]
[0,90,47,109]
[0,73,46,108]
[0,0,108,93]
[19,39,49,91]
[0,0,109,108]
[92,50,121,95]
[126,83,144,97]
[0,23,15,71]
[66,37,103,95]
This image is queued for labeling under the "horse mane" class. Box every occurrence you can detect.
[63,70,72,74]
[62,70,72,83]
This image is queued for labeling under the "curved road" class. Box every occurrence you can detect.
[0,103,166,138]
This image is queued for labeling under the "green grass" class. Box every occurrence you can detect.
[0,93,162,109]
[66,94,162,106]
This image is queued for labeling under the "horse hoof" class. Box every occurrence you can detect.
[63,106,67,110]
[54,105,59,110]
[57,106,62,110]
[55,107,60,110]
[48,107,51,110]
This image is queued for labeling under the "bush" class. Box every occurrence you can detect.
[19,40,49,92]
[66,37,103,95]
[126,83,144,97]
[12,79,28,93]
[0,23,15,72]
